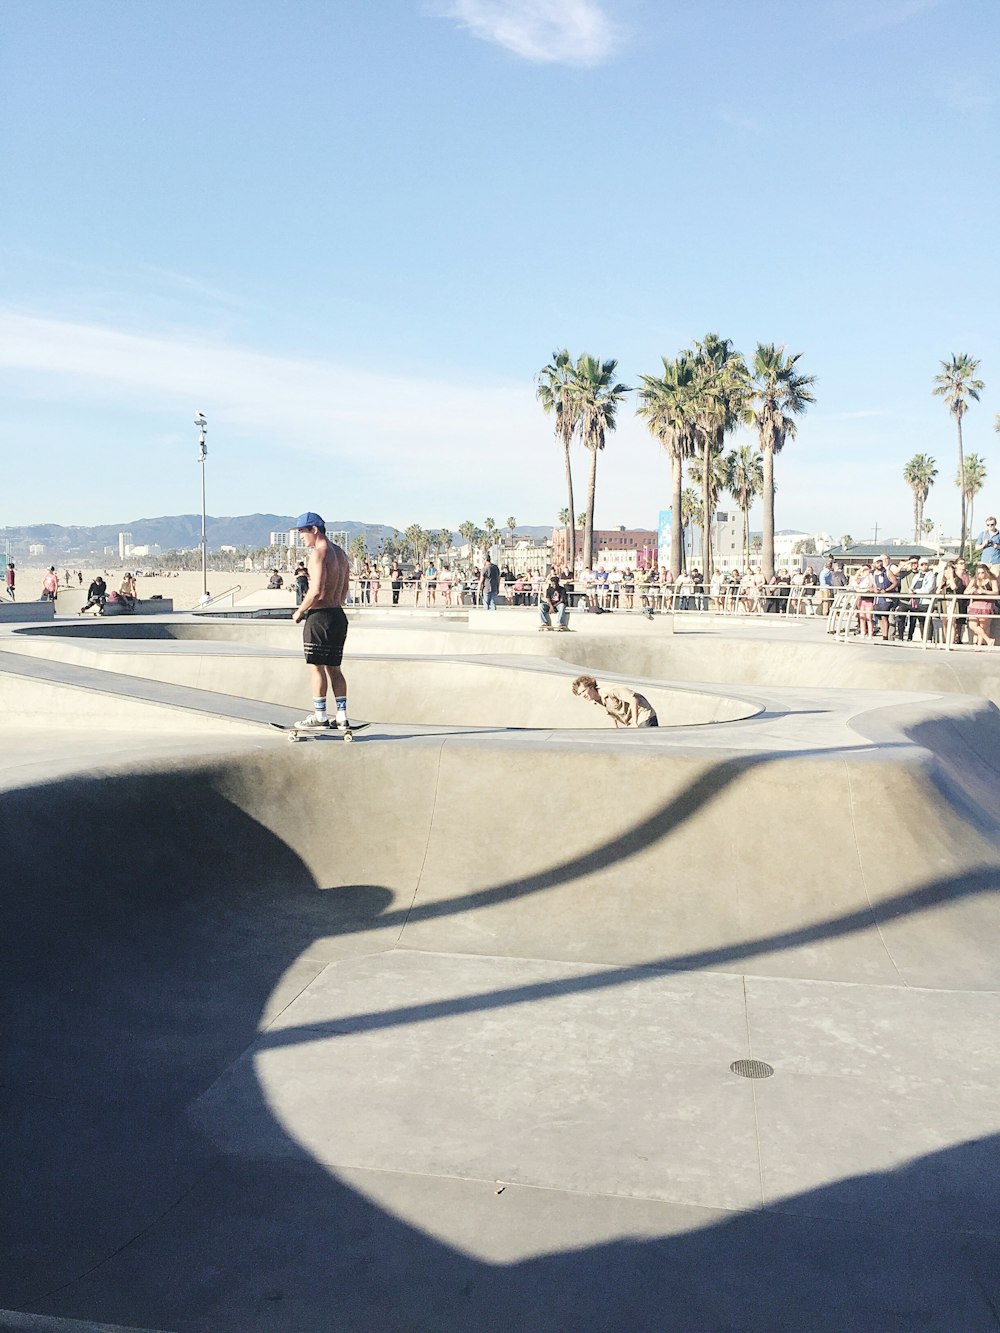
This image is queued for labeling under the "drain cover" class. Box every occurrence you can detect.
[730,1058,774,1079]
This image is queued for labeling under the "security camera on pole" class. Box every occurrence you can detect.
[194,412,208,599]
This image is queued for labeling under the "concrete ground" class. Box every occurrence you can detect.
[1,607,999,1332]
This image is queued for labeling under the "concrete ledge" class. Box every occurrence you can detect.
[75,599,174,618]
[0,601,54,623]
[466,607,673,635]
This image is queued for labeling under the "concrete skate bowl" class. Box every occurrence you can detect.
[3,723,1000,1331]
[15,613,1000,709]
[4,623,761,728]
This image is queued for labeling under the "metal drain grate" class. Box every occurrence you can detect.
[730,1058,774,1079]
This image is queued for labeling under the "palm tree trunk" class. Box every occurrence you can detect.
[956,414,966,554]
[563,435,576,572]
[743,503,749,570]
[912,489,920,544]
[762,446,775,579]
[583,447,597,570]
[702,438,712,579]
[671,451,683,576]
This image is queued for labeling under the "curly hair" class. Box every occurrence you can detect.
[572,674,598,692]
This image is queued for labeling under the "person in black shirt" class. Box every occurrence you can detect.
[539,573,570,631]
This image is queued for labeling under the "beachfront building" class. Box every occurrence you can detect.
[551,527,658,571]
[823,542,940,577]
[497,534,552,575]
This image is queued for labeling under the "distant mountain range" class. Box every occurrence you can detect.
[0,515,554,558]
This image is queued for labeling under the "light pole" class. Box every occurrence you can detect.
[194,413,208,598]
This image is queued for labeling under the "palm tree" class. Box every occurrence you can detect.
[724,445,764,569]
[902,454,937,543]
[688,452,729,570]
[572,354,631,569]
[506,517,517,553]
[749,343,816,580]
[636,352,699,577]
[690,335,750,579]
[959,454,988,551]
[576,511,587,531]
[483,517,497,560]
[536,350,581,572]
[458,521,476,562]
[933,354,984,552]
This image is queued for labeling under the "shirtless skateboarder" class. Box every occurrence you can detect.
[571,674,658,727]
[290,512,352,731]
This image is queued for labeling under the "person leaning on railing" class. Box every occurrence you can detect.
[909,560,938,641]
[871,557,896,640]
[965,564,999,649]
[936,562,963,644]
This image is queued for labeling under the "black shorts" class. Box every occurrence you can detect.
[303,607,348,667]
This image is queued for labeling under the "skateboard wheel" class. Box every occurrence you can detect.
[343,730,353,742]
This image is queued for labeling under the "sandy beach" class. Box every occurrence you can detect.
[10,565,277,613]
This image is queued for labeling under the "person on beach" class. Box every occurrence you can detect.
[5,563,14,601]
[41,567,59,602]
[290,512,351,731]
[571,674,658,727]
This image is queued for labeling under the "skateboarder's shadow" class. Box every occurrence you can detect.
[2,768,997,1329]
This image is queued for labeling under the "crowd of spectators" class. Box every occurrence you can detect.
[335,524,1000,651]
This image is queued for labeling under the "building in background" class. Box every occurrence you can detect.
[118,531,132,560]
[497,534,552,575]
[551,527,657,571]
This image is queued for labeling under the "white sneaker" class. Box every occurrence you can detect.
[296,714,330,729]
[335,714,350,731]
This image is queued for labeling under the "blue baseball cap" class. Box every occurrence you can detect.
[295,511,325,529]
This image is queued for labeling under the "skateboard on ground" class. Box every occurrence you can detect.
[271,721,370,743]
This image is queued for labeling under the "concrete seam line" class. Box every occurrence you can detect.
[35,1172,210,1309]
[844,757,907,987]
[394,737,447,947]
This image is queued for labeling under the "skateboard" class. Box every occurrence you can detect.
[271,721,370,743]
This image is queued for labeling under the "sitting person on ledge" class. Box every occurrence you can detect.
[571,674,658,727]
[119,572,138,613]
[539,572,570,631]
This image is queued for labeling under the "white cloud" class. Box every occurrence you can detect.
[0,310,529,448]
[435,0,621,67]
[0,309,675,527]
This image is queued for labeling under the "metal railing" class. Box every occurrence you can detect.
[195,584,241,610]
[828,588,998,650]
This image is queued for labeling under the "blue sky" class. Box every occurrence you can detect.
[2,0,997,539]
